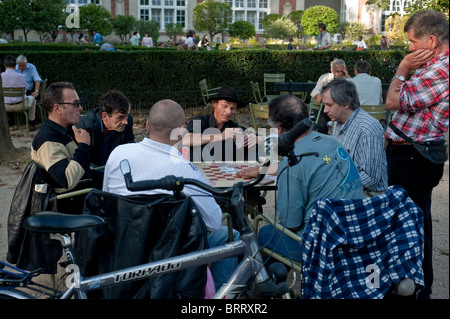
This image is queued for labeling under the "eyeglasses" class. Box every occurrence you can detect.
[58,101,82,108]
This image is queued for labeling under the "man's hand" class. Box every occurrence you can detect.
[399,49,434,72]
[72,126,91,145]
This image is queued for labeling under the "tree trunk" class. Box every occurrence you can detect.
[0,77,18,162]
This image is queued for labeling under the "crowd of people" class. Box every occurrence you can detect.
[2,10,448,299]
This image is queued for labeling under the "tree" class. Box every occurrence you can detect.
[287,10,305,40]
[340,22,368,43]
[111,15,136,43]
[264,17,298,40]
[261,13,283,30]
[165,22,184,43]
[135,20,160,43]
[385,14,409,45]
[228,21,256,41]
[0,0,35,41]
[406,0,449,16]
[301,5,339,36]
[80,3,112,36]
[192,1,232,42]
[33,0,67,42]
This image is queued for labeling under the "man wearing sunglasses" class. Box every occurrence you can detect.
[31,82,96,202]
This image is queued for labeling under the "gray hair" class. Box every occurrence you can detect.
[404,10,448,44]
[16,55,27,64]
[321,78,360,110]
[330,58,346,70]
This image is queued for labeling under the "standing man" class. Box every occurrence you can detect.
[2,55,38,131]
[92,30,103,44]
[31,82,93,194]
[77,90,134,168]
[347,60,383,106]
[310,58,351,133]
[384,10,449,299]
[315,23,332,50]
[322,78,387,196]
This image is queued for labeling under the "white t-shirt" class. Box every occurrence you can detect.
[103,138,222,231]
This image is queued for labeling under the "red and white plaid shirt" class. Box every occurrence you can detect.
[385,50,449,143]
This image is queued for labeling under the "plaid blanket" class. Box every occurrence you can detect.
[301,185,424,299]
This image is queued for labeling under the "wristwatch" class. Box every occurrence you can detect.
[35,90,39,93]
[393,75,405,82]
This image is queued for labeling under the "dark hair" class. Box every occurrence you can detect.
[318,23,326,30]
[133,31,138,36]
[3,55,16,67]
[99,90,130,115]
[354,60,372,74]
[43,82,76,113]
[321,78,360,110]
[268,95,309,131]
[404,10,449,43]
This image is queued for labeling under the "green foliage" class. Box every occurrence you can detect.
[165,23,184,42]
[192,2,232,42]
[228,21,256,40]
[264,17,298,40]
[135,20,160,43]
[406,0,449,15]
[0,46,407,111]
[79,4,112,36]
[111,15,136,43]
[301,5,340,36]
[287,10,305,39]
[261,14,283,30]
[341,22,368,42]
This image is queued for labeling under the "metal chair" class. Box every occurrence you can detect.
[249,103,270,130]
[250,81,268,105]
[263,73,285,101]
[253,214,303,273]
[360,104,391,131]
[3,87,30,135]
[199,79,220,114]
[308,96,323,129]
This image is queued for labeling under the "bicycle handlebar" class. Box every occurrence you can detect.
[121,160,269,195]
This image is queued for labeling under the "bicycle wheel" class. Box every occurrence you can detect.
[0,289,36,299]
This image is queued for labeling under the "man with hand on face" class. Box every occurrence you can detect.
[77,90,134,168]
[184,86,262,162]
[384,10,449,299]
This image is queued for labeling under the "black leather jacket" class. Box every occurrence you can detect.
[74,189,209,299]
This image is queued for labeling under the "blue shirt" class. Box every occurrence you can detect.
[332,108,388,192]
[276,131,364,237]
[93,32,103,43]
[15,62,42,91]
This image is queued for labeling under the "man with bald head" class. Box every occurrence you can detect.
[103,99,239,290]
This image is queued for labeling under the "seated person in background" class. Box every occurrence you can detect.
[310,58,350,134]
[31,82,97,212]
[240,94,364,263]
[2,55,39,131]
[347,60,383,106]
[356,35,367,51]
[77,90,134,168]
[103,99,239,290]
[323,78,388,196]
[183,86,262,162]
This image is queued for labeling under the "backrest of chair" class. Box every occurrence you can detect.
[360,104,388,121]
[249,103,269,129]
[2,87,26,101]
[199,79,209,104]
[250,81,264,104]
[263,73,285,96]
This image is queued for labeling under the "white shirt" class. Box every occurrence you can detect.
[103,138,222,231]
[356,40,367,49]
[347,73,383,106]
[311,73,335,98]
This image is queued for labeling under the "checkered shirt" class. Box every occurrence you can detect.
[301,185,424,299]
[385,50,449,143]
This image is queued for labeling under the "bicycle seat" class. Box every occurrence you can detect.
[24,212,105,233]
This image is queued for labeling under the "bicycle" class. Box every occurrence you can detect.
[0,160,294,300]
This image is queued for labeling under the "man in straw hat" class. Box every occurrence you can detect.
[184,86,262,162]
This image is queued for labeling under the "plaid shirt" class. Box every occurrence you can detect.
[301,186,424,299]
[385,50,449,143]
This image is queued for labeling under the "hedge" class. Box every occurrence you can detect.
[0,47,406,112]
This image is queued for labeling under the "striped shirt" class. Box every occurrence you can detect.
[384,50,449,143]
[332,108,388,192]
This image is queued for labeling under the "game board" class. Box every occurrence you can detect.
[195,162,276,188]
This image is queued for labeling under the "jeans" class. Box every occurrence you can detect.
[257,224,303,264]
[386,141,444,299]
[208,226,240,290]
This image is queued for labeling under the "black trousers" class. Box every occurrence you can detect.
[386,141,444,299]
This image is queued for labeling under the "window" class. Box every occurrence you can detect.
[138,0,188,31]
[222,0,270,31]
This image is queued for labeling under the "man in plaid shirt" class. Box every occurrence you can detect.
[384,10,449,299]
